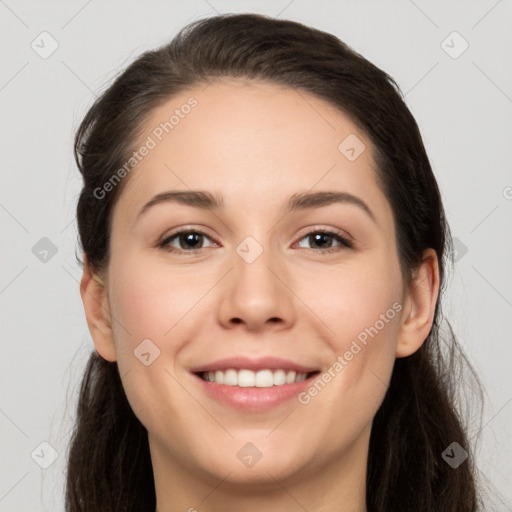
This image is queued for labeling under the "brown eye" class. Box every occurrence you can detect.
[297,230,353,252]
[159,230,215,253]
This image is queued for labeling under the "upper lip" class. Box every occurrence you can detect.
[189,356,320,374]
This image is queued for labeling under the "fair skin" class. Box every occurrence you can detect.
[80,79,439,512]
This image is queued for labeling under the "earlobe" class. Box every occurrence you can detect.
[395,248,440,358]
[79,255,117,362]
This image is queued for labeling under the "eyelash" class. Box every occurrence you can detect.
[158,227,353,255]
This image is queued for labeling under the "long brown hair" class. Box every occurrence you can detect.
[67,13,485,511]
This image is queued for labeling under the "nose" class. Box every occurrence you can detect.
[216,240,297,333]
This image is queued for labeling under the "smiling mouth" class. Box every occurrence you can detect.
[195,369,321,387]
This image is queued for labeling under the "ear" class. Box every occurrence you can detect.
[80,255,117,362]
[396,248,440,358]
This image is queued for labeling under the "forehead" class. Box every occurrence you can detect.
[115,79,393,231]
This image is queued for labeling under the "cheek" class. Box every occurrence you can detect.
[294,254,402,417]
[108,259,211,354]
[296,250,402,344]
[106,260,204,435]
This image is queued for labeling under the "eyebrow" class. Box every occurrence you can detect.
[137,190,376,223]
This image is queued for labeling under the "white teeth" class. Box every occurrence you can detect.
[273,369,286,385]
[238,369,254,387]
[223,369,237,386]
[285,370,296,384]
[200,368,310,387]
[255,369,274,387]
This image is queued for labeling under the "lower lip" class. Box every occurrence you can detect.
[192,373,318,412]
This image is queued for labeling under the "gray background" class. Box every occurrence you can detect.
[1,0,511,510]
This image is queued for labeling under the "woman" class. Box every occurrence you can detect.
[67,12,484,511]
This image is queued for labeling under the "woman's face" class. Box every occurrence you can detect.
[86,79,431,492]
